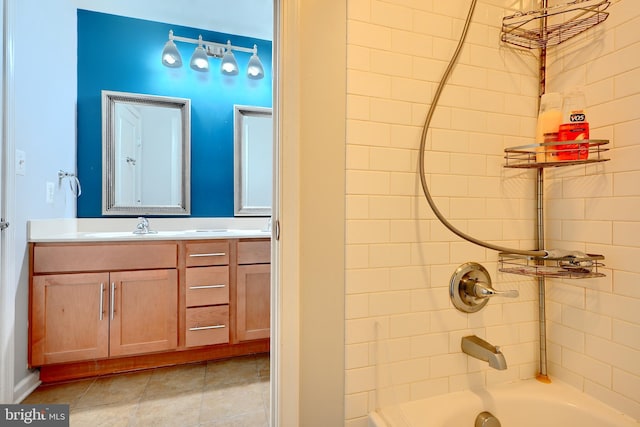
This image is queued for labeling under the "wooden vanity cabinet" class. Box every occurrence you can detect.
[30,243,178,366]
[235,239,271,342]
[29,237,270,382]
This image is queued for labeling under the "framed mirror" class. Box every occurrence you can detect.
[102,90,191,215]
[234,105,273,216]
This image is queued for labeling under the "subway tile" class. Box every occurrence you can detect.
[346,317,387,344]
[389,357,431,384]
[610,145,640,174]
[371,0,413,30]
[346,343,371,370]
[430,353,469,377]
[614,15,640,50]
[503,300,538,323]
[413,10,453,39]
[411,242,452,265]
[391,76,432,103]
[410,332,449,358]
[345,245,369,270]
[613,368,640,404]
[348,21,392,50]
[370,147,413,172]
[548,322,586,353]
[586,335,640,377]
[389,265,430,288]
[389,172,418,196]
[348,119,392,147]
[370,291,412,316]
[613,171,640,197]
[348,69,392,99]
[562,305,612,339]
[430,308,468,332]
[586,288,640,324]
[347,170,391,195]
[389,220,430,243]
[346,366,377,394]
[391,29,433,58]
[584,380,640,422]
[449,371,486,392]
[347,0,371,22]
[347,44,371,71]
[411,288,450,311]
[347,294,370,319]
[347,95,371,121]
[373,337,413,364]
[614,118,640,148]
[346,144,371,170]
[613,221,640,247]
[345,391,369,421]
[346,268,389,294]
[562,348,612,388]
[410,377,449,401]
[369,243,412,268]
[370,49,413,78]
[390,124,423,149]
[614,270,640,299]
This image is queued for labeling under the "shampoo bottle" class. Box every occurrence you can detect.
[557,87,589,160]
[535,92,563,163]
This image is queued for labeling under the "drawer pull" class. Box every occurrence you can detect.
[189,284,226,290]
[189,252,226,258]
[189,324,226,331]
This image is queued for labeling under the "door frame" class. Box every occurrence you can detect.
[0,0,17,404]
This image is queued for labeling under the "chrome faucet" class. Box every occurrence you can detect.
[461,335,507,370]
[133,217,153,234]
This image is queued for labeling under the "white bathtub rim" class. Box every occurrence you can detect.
[369,378,639,427]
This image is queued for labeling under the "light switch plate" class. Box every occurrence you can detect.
[46,182,55,204]
[15,149,26,175]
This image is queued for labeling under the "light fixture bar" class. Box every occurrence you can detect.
[162,30,264,79]
[171,34,255,55]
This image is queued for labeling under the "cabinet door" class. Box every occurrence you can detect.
[31,273,109,366]
[109,269,178,357]
[236,264,270,342]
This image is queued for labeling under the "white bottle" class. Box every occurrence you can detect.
[535,92,563,163]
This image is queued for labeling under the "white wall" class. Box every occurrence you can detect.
[10,0,77,395]
[343,0,640,425]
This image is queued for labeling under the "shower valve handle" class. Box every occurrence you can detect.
[462,277,519,299]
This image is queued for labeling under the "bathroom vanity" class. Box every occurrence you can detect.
[27,221,271,382]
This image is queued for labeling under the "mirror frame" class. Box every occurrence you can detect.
[102,90,191,216]
[234,105,273,217]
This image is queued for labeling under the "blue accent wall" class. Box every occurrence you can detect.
[77,10,272,217]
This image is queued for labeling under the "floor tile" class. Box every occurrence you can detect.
[142,362,206,400]
[75,370,152,408]
[22,354,270,426]
[70,401,138,427]
[21,378,95,408]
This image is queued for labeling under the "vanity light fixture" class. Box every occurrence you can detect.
[189,36,209,72]
[161,30,265,79]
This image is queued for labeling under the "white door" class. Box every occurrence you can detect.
[114,103,142,206]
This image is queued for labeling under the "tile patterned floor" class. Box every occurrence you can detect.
[22,353,270,427]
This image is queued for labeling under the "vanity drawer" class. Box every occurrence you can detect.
[185,241,230,267]
[185,306,229,347]
[237,239,271,265]
[185,266,229,307]
[33,243,177,273]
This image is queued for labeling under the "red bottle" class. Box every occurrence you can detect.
[557,88,589,161]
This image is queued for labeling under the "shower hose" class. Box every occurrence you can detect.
[418,0,547,258]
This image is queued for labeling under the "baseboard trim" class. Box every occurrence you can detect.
[13,370,40,403]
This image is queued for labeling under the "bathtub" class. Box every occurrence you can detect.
[368,379,638,427]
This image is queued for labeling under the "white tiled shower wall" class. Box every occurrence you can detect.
[343,0,640,425]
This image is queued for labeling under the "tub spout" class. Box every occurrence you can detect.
[461,335,507,370]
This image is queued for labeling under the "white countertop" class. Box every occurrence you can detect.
[28,218,272,243]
